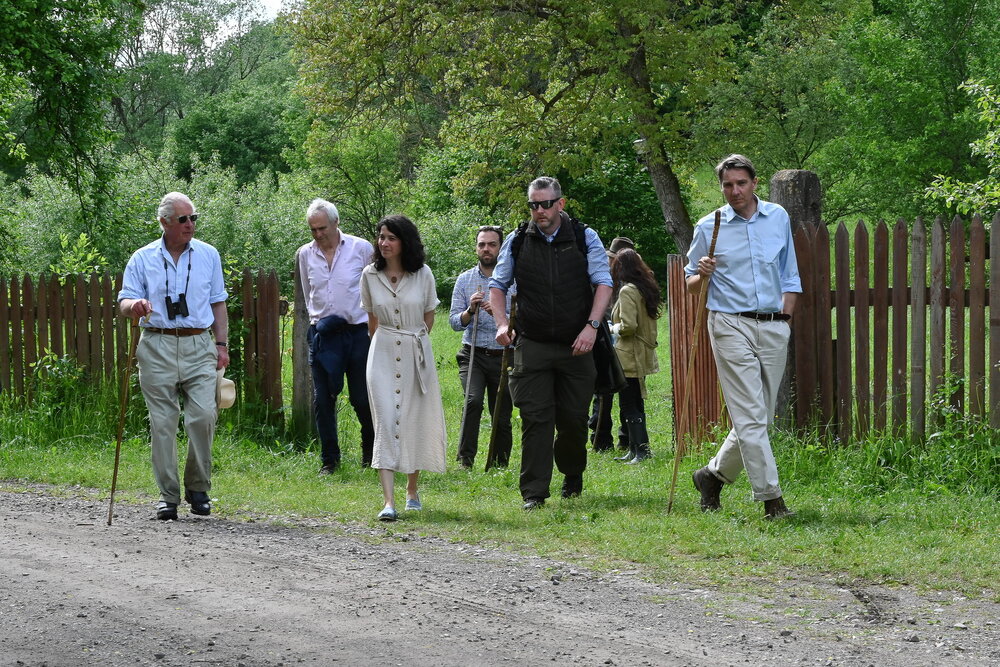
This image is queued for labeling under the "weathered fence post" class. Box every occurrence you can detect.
[769,169,823,426]
[290,256,313,440]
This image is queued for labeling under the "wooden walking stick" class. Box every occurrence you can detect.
[107,316,142,526]
[667,210,721,514]
[484,296,516,471]
[458,286,482,463]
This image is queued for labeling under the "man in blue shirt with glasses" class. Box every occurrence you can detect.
[119,192,229,521]
[684,155,801,520]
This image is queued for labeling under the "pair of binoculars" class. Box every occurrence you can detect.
[165,293,190,319]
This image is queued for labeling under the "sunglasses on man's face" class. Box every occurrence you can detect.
[527,198,560,211]
[177,214,199,224]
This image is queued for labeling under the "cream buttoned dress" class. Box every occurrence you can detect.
[360,263,447,473]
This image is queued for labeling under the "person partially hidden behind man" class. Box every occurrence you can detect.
[297,198,376,473]
[118,191,229,520]
[449,225,514,469]
[684,154,801,520]
[490,176,612,510]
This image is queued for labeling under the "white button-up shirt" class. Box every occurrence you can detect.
[297,233,373,325]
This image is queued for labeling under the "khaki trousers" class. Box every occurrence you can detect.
[137,331,218,504]
[706,312,789,501]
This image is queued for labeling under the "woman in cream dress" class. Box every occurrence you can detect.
[360,215,447,521]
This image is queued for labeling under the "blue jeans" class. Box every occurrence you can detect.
[310,324,374,467]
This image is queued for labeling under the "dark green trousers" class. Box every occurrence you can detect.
[509,337,596,500]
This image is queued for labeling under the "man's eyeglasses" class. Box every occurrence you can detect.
[527,198,560,211]
[176,214,199,224]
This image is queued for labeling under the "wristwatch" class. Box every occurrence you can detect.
[216,342,228,347]
[588,320,600,329]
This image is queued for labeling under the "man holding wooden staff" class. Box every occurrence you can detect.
[684,155,801,519]
[449,225,514,469]
[118,192,229,521]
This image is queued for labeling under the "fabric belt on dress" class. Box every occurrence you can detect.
[462,344,505,358]
[378,324,431,394]
[143,327,208,336]
[736,312,790,322]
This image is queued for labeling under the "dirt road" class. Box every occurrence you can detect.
[2,486,997,666]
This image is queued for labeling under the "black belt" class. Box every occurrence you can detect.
[463,344,505,358]
[736,312,790,322]
[143,327,208,336]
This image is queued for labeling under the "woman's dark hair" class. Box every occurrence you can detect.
[371,214,426,272]
[611,249,662,319]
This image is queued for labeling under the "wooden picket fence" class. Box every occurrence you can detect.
[668,214,1000,447]
[0,270,283,413]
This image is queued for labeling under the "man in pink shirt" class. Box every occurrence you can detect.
[297,199,375,472]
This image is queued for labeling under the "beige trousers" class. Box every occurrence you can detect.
[137,331,218,504]
[706,312,790,501]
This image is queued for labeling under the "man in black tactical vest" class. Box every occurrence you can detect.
[489,177,613,510]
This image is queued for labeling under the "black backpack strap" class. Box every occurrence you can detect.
[511,216,588,261]
[510,221,530,261]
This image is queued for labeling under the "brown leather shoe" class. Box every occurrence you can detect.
[763,496,795,520]
[692,466,723,511]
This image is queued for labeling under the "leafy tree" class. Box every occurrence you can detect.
[290,0,742,250]
[0,0,143,195]
[111,0,281,157]
[926,81,1000,216]
[693,0,999,223]
[166,78,298,183]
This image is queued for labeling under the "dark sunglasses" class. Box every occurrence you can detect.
[527,198,560,211]
[177,214,199,224]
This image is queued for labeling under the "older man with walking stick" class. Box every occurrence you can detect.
[450,225,514,469]
[118,191,229,521]
[684,154,801,520]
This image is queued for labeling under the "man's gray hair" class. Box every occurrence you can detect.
[715,154,757,182]
[157,192,193,230]
[527,176,562,199]
[306,198,339,225]
[158,192,193,221]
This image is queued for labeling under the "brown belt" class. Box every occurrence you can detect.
[143,327,208,336]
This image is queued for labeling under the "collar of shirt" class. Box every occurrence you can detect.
[299,235,372,325]
[720,196,779,225]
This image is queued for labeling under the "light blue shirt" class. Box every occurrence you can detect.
[450,265,515,349]
[684,197,801,314]
[489,221,612,293]
[118,237,228,329]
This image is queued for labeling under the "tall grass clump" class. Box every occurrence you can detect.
[780,377,999,499]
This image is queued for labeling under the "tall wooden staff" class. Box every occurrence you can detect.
[107,316,142,526]
[458,285,482,457]
[484,296,516,471]
[667,210,721,514]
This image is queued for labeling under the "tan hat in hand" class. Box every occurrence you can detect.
[216,369,236,409]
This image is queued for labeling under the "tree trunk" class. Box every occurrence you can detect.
[619,23,693,252]
[642,145,694,252]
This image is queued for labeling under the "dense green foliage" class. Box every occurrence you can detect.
[926,81,1000,215]
[5,0,1000,286]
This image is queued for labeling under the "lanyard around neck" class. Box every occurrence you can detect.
[164,246,193,297]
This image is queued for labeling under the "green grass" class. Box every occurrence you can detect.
[1,313,998,600]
